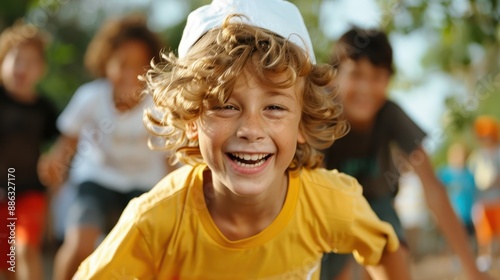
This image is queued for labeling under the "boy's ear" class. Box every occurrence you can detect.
[297,130,306,144]
[185,121,198,140]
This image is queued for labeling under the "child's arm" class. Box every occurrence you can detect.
[410,146,491,280]
[349,205,411,280]
[38,135,78,190]
[38,82,99,191]
[329,173,411,279]
[365,246,411,280]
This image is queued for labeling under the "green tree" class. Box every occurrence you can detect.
[0,0,32,29]
[377,0,500,163]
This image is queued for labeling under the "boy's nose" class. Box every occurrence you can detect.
[236,112,265,142]
[357,80,371,95]
[122,67,142,83]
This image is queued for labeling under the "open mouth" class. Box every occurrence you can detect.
[227,153,272,168]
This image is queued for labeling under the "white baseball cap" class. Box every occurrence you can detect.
[177,0,316,63]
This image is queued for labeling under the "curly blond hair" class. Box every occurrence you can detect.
[144,16,348,171]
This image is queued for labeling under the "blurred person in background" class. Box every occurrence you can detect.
[438,142,477,237]
[320,27,490,280]
[469,115,500,271]
[0,21,59,280]
[38,14,176,280]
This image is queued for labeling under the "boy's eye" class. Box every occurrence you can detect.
[266,105,285,111]
[211,104,238,111]
[220,104,237,110]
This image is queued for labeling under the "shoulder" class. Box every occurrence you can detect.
[300,168,359,191]
[378,100,406,118]
[437,167,450,179]
[63,79,111,111]
[297,168,364,223]
[299,168,362,195]
[383,99,402,110]
[78,78,111,91]
[377,99,426,150]
[73,79,111,99]
[119,164,204,249]
[378,100,417,127]
[437,166,448,174]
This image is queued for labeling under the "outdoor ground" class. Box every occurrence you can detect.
[411,254,500,280]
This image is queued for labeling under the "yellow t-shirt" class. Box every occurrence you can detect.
[75,164,399,280]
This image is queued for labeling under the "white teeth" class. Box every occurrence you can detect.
[230,153,269,168]
[231,153,267,161]
[235,159,266,168]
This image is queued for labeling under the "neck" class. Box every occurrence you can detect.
[349,119,375,133]
[5,87,37,103]
[113,90,140,112]
[203,169,288,240]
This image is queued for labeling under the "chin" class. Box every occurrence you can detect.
[230,184,269,197]
[348,109,377,123]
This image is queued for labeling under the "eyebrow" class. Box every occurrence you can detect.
[264,90,297,102]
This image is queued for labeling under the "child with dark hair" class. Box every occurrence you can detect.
[73,1,412,279]
[321,27,489,280]
[38,14,174,280]
[0,20,58,280]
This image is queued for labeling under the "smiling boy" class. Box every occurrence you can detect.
[73,1,410,279]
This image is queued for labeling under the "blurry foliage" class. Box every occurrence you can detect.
[0,0,32,29]
[40,15,93,109]
[382,0,499,74]
[442,96,477,135]
[160,19,186,55]
[377,0,500,165]
[291,0,331,62]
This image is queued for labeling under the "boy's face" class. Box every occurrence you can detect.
[336,58,390,127]
[188,71,305,197]
[477,136,498,149]
[106,40,151,105]
[1,43,45,97]
[448,144,466,168]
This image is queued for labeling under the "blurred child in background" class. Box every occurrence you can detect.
[0,21,58,280]
[38,14,174,280]
[469,115,500,271]
[320,27,490,280]
[438,142,477,236]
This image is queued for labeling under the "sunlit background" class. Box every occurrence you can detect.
[1,0,499,279]
[3,0,499,154]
